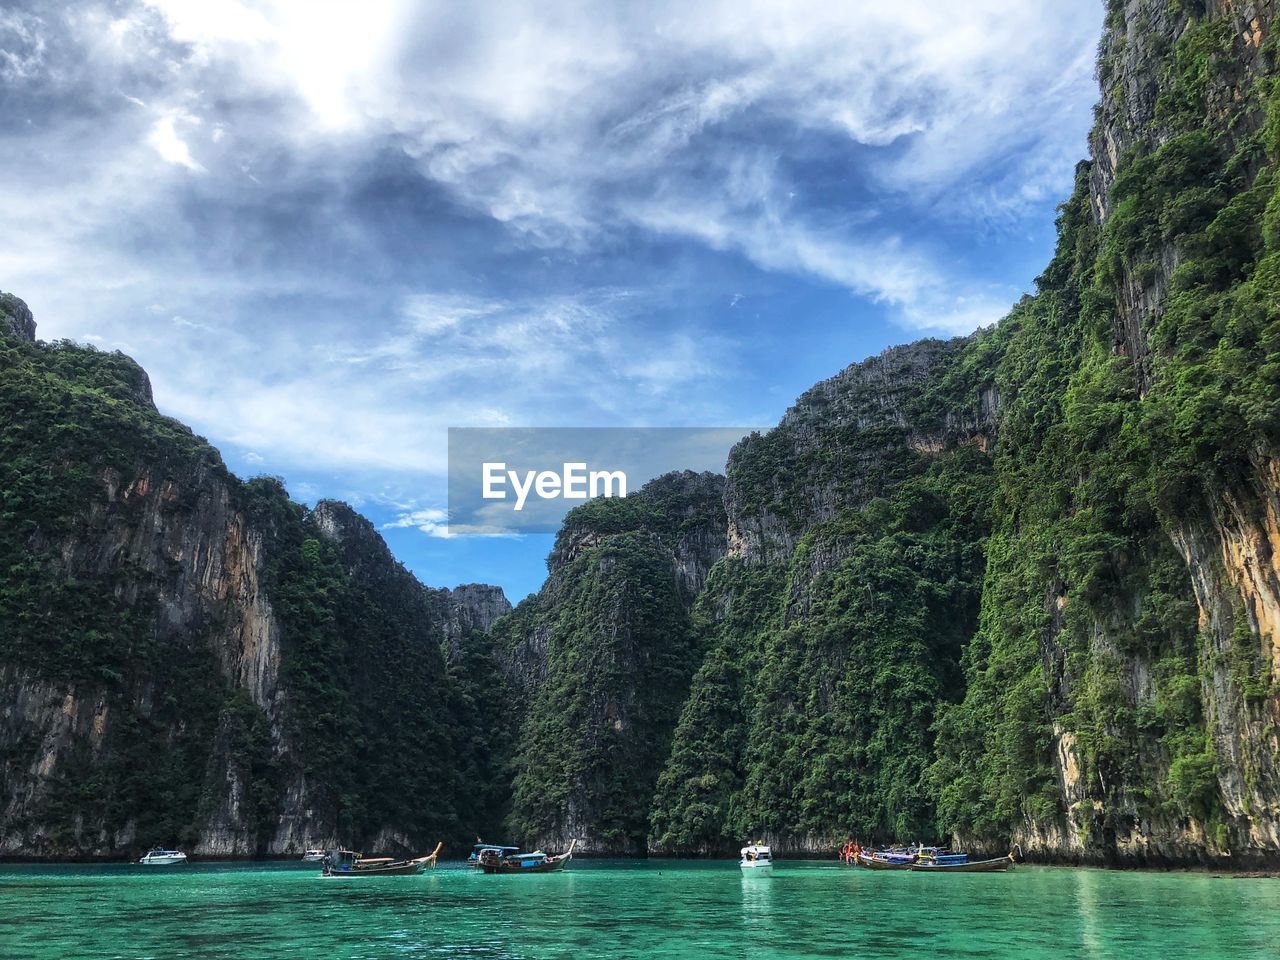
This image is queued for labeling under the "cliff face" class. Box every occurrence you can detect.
[5,0,1280,869]
[725,336,997,565]
[933,0,1280,866]
[517,0,1280,866]
[650,338,998,854]
[1148,2,1280,860]
[1074,0,1280,862]
[0,305,509,858]
[1,294,35,342]
[493,471,727,854]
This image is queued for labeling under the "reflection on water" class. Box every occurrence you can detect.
[2,859,1279,959]
[740,866,775,929]
[1073,864,1106,960]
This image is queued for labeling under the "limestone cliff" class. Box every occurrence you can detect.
[0,301,509,858]
[492,471,727,854]
[5,0,1280,870]
[650,339,998,855]
[531,0,1280,866]
[0,294,35,342]
[1006,0,1280,865]
[725,336,996,566]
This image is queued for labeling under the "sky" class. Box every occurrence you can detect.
[0,0,1104,603]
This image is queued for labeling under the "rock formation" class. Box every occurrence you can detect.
[0,302,509,857]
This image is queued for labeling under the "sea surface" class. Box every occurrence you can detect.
[2,858,1278,959]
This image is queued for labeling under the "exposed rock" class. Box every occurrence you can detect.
[725,335,995,564]
[494,471,726,854]
[445,583,512,637]
[0,292,35,341]
[0,310,509,859]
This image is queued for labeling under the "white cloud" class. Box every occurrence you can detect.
[139,0,274,48]
[114,0,1099,330]
[99,285,733,489]
[400,293,504,337]
[0,0,1102,490]
[0,9,47,82]
[383,506,451,538]
[147,112,205,171]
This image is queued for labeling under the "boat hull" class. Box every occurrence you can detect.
[739,861,773,874]
[910,856,1013,873]
[322,842,441,877]
[324,860,428,877]
[856,853,913,870]
[138,855,187,865]
[478,855,570,874]
[478,840,575,875]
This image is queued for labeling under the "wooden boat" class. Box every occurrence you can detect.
[855,851,915,870]
[469,842,519,867]
[844,842,926,867]
[910,852,1015,873]
[477,839,576,874]
[321,842,442,877]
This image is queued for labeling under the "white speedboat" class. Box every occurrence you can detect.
[740,843,773,873]
[301,848,326,862]
[138,848,187,865]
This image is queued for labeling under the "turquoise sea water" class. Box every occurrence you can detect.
[2,859,1278,959]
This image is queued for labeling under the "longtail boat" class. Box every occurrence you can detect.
[321,842,442,877]
[855,850,915,870]
[477,839,576,874]
[910,852,1016,873]
[843,842,915,868]
[469,841,519,867]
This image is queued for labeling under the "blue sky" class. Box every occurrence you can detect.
[0,0,1103,603]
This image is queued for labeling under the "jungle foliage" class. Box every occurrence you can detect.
[6,3,1280,861]
[933,8,1280,847]
[0,326,501,853]
[500,484,713,852]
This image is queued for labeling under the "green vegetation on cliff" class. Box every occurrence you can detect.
[0,333,223,686]
[0,328,256,851]
[498,475,723,853]
[737,447,993,844]
[649,445,995,851]
[648,558,780,853]
[240,488,483,847]
[1,317,506,855]
[934,6,1280,853]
